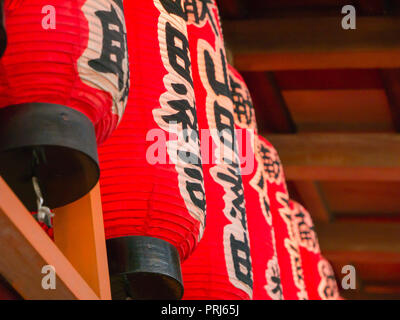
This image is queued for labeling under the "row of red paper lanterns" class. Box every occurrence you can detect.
[0,0,340,300]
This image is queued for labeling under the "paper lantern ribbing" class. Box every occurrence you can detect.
[182,1,253,300]
[228,65,282,300]
[290,200,340,300]
[0,1,6,57]
[258,135,308,300]
[0,0,129,211]
[99,0,206,300]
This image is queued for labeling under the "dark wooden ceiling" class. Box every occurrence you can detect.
[218,0,400,299]
[219,0,400,19]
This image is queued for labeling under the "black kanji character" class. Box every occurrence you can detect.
[165,22,193,86]
[184,0,218,35]
[295,209,318,251]
[230,233,253,290]
[88,4,129,102]
[230,75,254,127]
[269,262,283,300]
[260,144,281,181]
[205,48,230,98]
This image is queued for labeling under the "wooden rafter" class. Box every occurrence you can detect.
[54,184,111,300]
[316,222,400,253]
[242,71,296,133]
[266,133,400,181]
[292,181,331,223]
[381,69,400,132]
[223,17,400,71]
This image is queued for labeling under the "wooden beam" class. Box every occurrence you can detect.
[242,71,296,133]
[341,290,400,300]
[357,0,393,15]
[220,0,395,17]
[319,181,400,217]
[217,0,248,20]
[292,181,332,223]
[318,220,400,300]
[324,250,400,299]
[265,133,400,181]
[381,69,400,132]
[0,275,21,300]
[54,184,111,300]
[324,250,400,266]
[0,177,99,300]
[281,89,394,133]
[223,17,400,70]
[315,222,400,253]
[275,69,384,91]
[363,283,400,295]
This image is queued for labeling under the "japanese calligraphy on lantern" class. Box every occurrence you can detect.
[293,205,320,254]
[229,64,279,300]
[228,70,272,227]
[285,238,308,300]
[276,192,294,238]
[251,140,273,226]
[230,73,256,130]
[160,0,220,36]
[277,192,308,300]
[154,0,206,240]
[318,259,340,300]
[78,0,130,121]
[265,236,283,300]
[197,38,253,297]
[260,143,284,186]
[251,158,272,226]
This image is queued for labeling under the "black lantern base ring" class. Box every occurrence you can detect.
[0,102,99,211]
[107,236,184,300]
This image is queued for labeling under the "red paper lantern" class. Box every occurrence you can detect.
[0,0,129,211]
[99,0,206,300]
[182,1,253,300]
[258,135,308,300]
[0,1,6,57]
[228,65,282,300]
[290,200,340,300]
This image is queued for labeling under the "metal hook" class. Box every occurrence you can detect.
[32,176,54,228]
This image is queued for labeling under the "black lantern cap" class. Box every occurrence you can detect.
[107,236,184,300]
[0,102,99,211]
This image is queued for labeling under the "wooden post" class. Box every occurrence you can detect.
[53,183,111,300]
[0,177,99,300]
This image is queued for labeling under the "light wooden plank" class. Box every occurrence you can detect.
[319,181,400,216]
[325,251,400,295]
[0,177,99,300]
[265,133,400,181]
[223,17,400,70]
[381,69,400,132]
[315,222,400,253]
[54,184,111,300]
[364,284,400,295]
[281,89,394,132]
